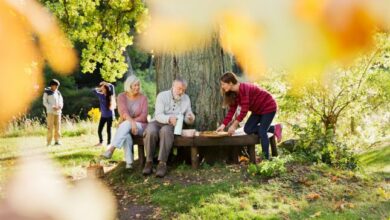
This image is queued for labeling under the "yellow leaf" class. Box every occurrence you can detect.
[310,211,322,218]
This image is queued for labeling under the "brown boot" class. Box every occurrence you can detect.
[155,162,167,178]
[142,161,153,176]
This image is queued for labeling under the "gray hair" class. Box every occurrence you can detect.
[173,78,188,88]
[124,75,140,93]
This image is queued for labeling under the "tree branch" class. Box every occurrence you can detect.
[334,49,380,115]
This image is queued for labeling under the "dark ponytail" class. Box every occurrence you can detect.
[220,72,239,107]
[103,85,112,110]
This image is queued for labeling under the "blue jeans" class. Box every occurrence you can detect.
[111,120,144,164]
[243,112,276,159]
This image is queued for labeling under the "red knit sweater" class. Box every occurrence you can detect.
[222,82,277,126]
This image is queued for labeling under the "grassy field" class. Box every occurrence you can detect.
[0,132,389,219]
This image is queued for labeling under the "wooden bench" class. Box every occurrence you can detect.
[133,134,277,169]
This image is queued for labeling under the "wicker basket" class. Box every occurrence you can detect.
[87,160,104,178]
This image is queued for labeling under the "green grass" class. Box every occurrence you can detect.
[0,117,96,138]
[0,132,131,186]
[0,130,389,219]
[102,158,390,219]
[358,143,390,179]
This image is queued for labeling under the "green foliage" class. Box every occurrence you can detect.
[247,156,292,177]
[41,0,148,81]
[127,45,151,70]
[292,120,358,170]
[137,69,156,114]
[261,32,390,152]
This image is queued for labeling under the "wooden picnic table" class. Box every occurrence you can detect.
[133,134,277,169]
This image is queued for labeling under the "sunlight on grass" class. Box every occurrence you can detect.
[177,185,299,220]
[0,134,127,187]
[1,135,389,219]
[358,143,390,178]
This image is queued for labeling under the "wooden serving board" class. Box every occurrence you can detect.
[199,131,229,137]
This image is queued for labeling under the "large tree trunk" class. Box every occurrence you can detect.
[155,37,233,131]
[155,37,235,164]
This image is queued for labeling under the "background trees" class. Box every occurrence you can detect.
[41,0,147,81]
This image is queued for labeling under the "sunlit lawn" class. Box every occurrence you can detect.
[105,149,389,219]
[0,134,127,186]
[0,133,389,219]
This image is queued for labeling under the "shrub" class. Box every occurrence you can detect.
[292,120,358,170]
[88,108,101,123]
[247,155,292,178]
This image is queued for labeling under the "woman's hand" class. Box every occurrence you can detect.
[227,125,237,136]
[131,121,138,135]
[216,124,225,132]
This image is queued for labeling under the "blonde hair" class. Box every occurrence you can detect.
[124,75,140,93]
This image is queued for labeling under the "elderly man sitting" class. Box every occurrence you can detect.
[143,78,195,177]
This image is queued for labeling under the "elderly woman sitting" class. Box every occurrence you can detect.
[102,75,148,169]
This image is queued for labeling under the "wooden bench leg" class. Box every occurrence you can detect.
[270,136,278,157]
[248,145,256,164]
[232,146,239,164]
[138,145,145,166]
[191,145,199,169]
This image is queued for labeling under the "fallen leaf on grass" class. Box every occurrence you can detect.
[331,175,338,182]
[306,192,321,201]
[298,177,313,186]
[309,211,321,218]
[334,201,355,211]
[239,156,249,163]
[376,187,390,200]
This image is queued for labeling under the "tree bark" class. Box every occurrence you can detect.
[155,37,234,164]
[155,37,233,131]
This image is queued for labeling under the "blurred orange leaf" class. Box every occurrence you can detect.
[0,0,77,127]
[306,192,321,201]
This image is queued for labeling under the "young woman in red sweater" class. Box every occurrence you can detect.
[216,72,282,160]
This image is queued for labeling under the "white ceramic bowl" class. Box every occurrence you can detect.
[181,129,196,137]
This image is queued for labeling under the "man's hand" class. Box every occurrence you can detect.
[52,106,59,111]
[186,112,195,123]
[169,116,177,126]
[216,124,225,132]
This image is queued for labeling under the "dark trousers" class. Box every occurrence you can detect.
[243,112,276,159]
[98,116,113,144]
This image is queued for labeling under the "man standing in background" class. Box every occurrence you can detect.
[43,79,63,146]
